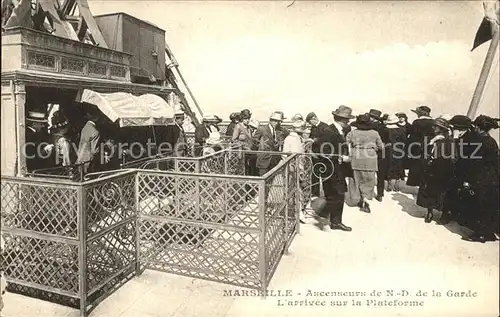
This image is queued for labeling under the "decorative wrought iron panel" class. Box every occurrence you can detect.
[84,173,136,236]
[61,57,85,73]
[1,233,79,295]
[26,51,56,69]
[1,180,79,237]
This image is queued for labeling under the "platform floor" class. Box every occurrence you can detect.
[2,186,498,317]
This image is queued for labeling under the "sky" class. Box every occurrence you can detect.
[87,1,499,130]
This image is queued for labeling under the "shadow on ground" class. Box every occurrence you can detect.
[391,192,427,219]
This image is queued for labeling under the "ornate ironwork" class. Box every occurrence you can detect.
[110,65,126,78]
[88,62,107,76]
[26,51,56,69]
[61,57,85,73]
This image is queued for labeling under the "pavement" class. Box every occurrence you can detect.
[1,185,499,317]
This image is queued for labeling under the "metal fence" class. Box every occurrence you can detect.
[0,170,137,317]
[1,149,306,315]
[135,153,300,292]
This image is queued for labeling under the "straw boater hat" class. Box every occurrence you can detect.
[332,105,355,119]
[433,117,450,130]
[174,109,185,117]
[26,111,47,123]
[411,105,431,117]
[269,111,285,122]
[385,114,400,125]
[202,114,217,122]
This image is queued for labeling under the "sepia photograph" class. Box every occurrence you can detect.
[0,0,499,316]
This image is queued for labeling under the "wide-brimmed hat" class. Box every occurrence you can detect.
[202,114,217,122]
[240,111,251,120]
[241,109,252,117]
[269,111,285,121]
[385,114,400,124]
[291,120,307,132]
[332,105,355,119]
[50,111,69,130]
[449,115,472,129]
[229,112,241,121]
[291,113,304,122]
[411,106,431,116]
[395,112,408,119]
[351,114,376,130]
[474,115,499,131]
[248,120,259,129]
[26,111,47,123]
[433,117,450,130]
[368,109,383,121]
[305,112,317,123]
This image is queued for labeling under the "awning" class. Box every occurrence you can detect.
[79,89,174,127]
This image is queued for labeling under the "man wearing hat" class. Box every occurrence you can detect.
[165,109,188,157]
[252,111,284,176]
[306,112,352,232]
[274,111,289,144]
[25,110,52,171]
[367,109,391,201]
[194,114,216,156]
[407,105,434,187]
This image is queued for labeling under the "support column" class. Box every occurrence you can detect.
[14,81,26,177]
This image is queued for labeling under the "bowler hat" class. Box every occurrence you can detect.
[449,115,472,129]
[411,106,431,116]
[332,105,355,119]
[368,109,383,121]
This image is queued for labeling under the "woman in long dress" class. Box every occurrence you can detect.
[385,114,407,192]
[460,115,499,243]
[416,117,455,223]
[346,114,384,213]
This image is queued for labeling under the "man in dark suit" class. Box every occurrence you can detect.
[252,112,283,176]
[165,110,187,157]
[368,109,390,201]
[25,111,53,172]
[194,115,213,157]
[406,105,435,186]
[306,112,352,232]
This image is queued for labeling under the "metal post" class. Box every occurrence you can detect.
[77,185,88,317]
[135,172,141,276]
[258,180,267,298]
[296,155,302,235]
[283,164,289,255]
[467,24,499,118]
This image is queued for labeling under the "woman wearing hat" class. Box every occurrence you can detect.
[407,105,434,187]
[232,111,252,150]
[226,112,241,137]
[415,117,455,224]
[49,111,73,167]
[282,120,310,222]
[346,114,384,213]
[458,115,499,243]
[385,114,407,192]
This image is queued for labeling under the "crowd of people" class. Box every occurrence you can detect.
[204,105,499,244]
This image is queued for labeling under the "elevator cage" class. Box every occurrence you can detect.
[0,148,311,317]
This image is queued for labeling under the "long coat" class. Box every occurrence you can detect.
[416,135,455,211]
[310,122,347,193]
[346,129,383,171]
[454,132,499,232]
[252,125,280,170]
[406,117,435,186]
[76,121,100,172]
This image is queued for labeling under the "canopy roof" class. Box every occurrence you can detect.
[80,89,174,127]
